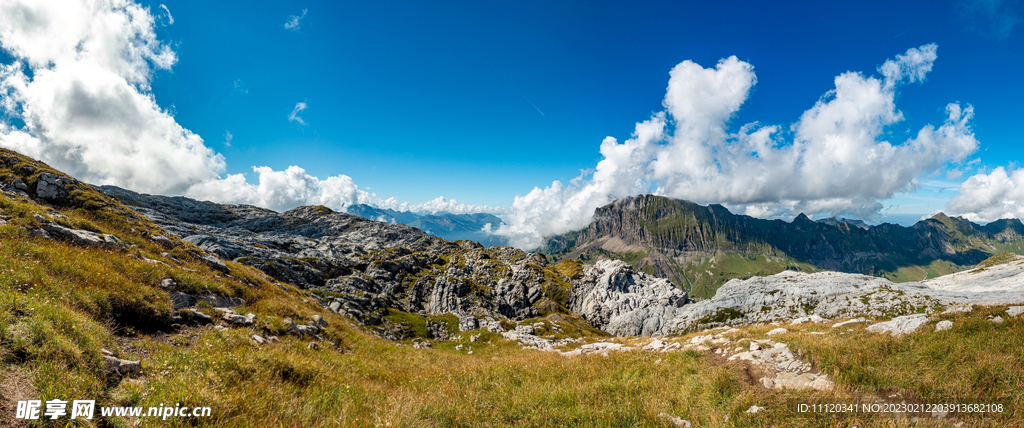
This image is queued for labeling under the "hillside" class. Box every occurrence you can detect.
[544,195,1024,298]
[1,148,1023,426]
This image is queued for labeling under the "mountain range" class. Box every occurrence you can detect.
[544,194,1024,298]
[345,204,507,246]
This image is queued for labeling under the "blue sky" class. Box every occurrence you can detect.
[142,0,1022,214]
[0,0,1022,248]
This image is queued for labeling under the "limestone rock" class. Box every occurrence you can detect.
[866,314,928,337]
[35,172,68,200]
[42,222,125,251]
[103,355,141,377]
[568,260,687,336]
[656,413,691,427]
[1008,306,1024,317]
[766,328,788,336]
[935,320,953,332]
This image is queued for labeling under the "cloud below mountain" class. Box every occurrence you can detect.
[493,44,980,249]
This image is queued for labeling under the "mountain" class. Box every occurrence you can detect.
[815,216,870,229]
[544,194,1024,298]
[346,203,507,246]
[4,147,1024,426]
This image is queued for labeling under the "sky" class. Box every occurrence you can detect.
[0,0,1022,249]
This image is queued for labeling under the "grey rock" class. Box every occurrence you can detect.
[568,260,687,336]
[150,234,174,249]
[103,355,141,377]
[990,316,1004,324]
[158,278,177,289]
[935,320,953,332]
[656,413,692,427]
[252,334,265,344]
[223,312,256,326]
[1008,306,1024,317]
[42,222,125,251]
[36,172,67,200]
[310,315,328,329]
[766,328,788,336]
[202,255,230,273]
[866,314,929,337]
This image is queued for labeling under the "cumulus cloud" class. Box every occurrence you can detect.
[284,9,307,31]
[185,164,504,215]
[0,0,225,195]
[288,101,307,125]
[493,44,980,249]
[0,0,499,221]
[946,167,1024,222]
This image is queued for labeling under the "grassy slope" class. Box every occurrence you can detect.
[1,150,1022,426]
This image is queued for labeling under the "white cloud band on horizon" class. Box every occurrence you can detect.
[492,44,980,249]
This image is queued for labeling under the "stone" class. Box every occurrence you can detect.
[35,172,67,200]
[866,314,928,337]
[469,334,480,342]
[749,342,761,351]
[761,377,774,389]
[310,315,328,329]
[935,320,953,332]
[328,301,342,313]
[100,348,114,357]
[252,334,266,344]
[455,344,464,351]
[642,339,666,351]
[213,325,228,331]
[307,342,320,350]
[223,312,256,326]
[1007,306,1024,317]
[766,328,788,336]
[150,234,175,249]
[791,315,826,325]
[457,314,479,332]
[202,255,230,273]
[103,355,141,377]
[746,405,764,414]
[568,260,688,336]
[990,316,1004,324]
[656,413,691,427]
[42,222,125,251]
[158,278,177,289]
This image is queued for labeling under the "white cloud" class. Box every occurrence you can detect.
[493,44,980,249]
[158,4,173,25]
[375,195,505,215]
[946,166,1024,222]
[284,9,307,31]
[185,164,503,215]
[0,0,501,221]
[288,101,307,125]
[0,0,225,195]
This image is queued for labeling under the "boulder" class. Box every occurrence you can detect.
[42,222,125,251]
[202,255,230,273]
[935,320,953,332]
[103,355,141,377]
[150,234,174,249]
[866,314,928,337]
[1008,306,1024,317]
[35,172,68,200]
[223,312,256,326]
[766,328,788,336]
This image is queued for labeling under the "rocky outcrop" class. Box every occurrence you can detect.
[569,260,688,336]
